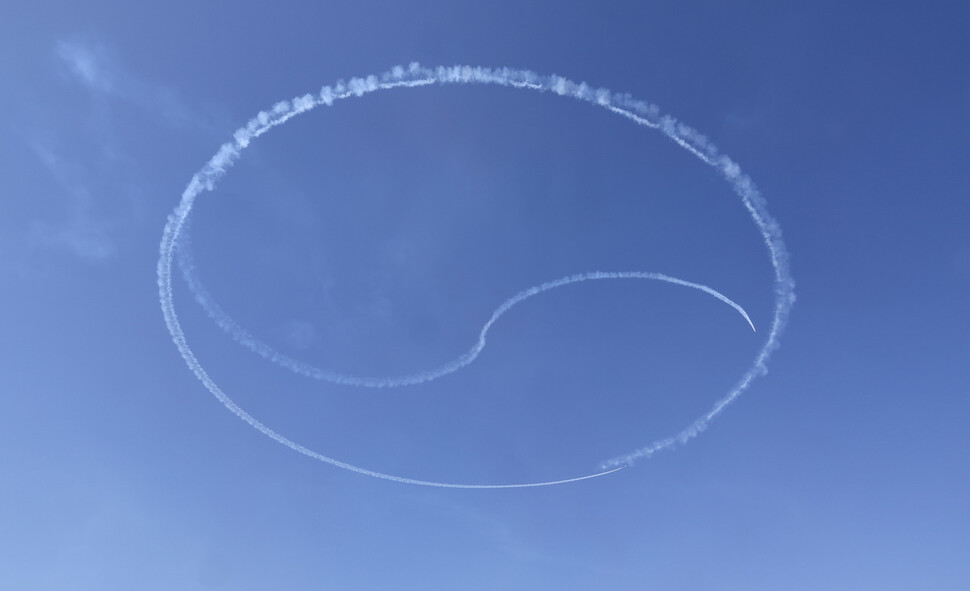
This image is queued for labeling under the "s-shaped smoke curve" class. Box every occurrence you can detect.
[158,63,794,487]
[177,232,755,388]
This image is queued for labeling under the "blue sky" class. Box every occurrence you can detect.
[1,1,968,589]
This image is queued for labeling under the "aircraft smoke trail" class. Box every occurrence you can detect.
[158,63,794,487]
[177,231,755,388]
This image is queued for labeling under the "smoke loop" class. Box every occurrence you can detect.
[158,63,794,488]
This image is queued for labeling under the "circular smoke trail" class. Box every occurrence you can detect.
[157,63,795,487]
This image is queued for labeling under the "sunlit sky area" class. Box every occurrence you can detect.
[2,2,968,589]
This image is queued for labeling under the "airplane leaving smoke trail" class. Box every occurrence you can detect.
[158,63,795,487]
[177,232,756,388]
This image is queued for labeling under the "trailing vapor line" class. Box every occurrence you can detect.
[177,233,755,388]
[158,63,795,487]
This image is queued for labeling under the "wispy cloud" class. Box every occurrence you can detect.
[55,39,115,94]
[9,37,214,265]
[25,139,117,262]
[55,37,199,128]
[30,217,115,262]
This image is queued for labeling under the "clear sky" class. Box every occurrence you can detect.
[1,1,968,589]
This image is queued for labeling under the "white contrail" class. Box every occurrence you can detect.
[157,63,795,487]
[177,232,755,388]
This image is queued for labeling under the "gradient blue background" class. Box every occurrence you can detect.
[2,2,968,589]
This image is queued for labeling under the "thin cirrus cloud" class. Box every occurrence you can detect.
[54,38,195,127]
[55,40,115,94]
[16,38,204,264]
[25,138,117,262]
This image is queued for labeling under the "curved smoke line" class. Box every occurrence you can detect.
[157,63,794,487]
[177,232,755,388]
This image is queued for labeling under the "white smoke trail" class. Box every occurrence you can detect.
[177,231,755,388]
[158,63,794,487]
